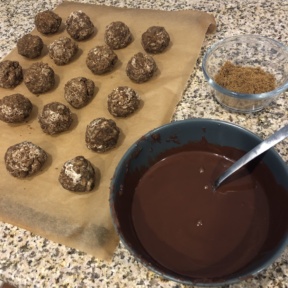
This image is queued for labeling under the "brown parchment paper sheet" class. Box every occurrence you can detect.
[0,1,216,260]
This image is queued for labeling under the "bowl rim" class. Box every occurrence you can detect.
[109,118,288,287]
[202,34,288,100]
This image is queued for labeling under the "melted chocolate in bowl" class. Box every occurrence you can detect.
[125,140,288,280]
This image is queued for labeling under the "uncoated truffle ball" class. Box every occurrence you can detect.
[85,117,120,152]
[104,21,132,50]
[64,77,95,108]
[48,37,78,65]
[17,34,44,59]
[24,62,55,94]
[38,102,73,135]
[4,141,47,178]
[86,45,118,75]
[141,26,170,54]
[0,60,23,89]
[107,86,140,117]
[126,52,157,83]
[35,10,62,34]
[66,11,94,41]
[58,156,95,192]
[0,94,33,123]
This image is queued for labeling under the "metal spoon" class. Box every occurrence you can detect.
[214,124,288,191]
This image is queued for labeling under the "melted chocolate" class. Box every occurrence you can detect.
[127,140,288,279]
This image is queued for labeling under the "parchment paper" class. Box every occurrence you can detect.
[0,1,216,260]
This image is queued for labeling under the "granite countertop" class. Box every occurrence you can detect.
[0,0,288,287]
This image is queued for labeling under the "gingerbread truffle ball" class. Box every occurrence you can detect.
[66,11,94,41]
[86,45,118,75]
[24,62,55,94]
[0,94,32,123]
[59,156,95,192]
[5,141,47,178]
[0,60,23,89]
[85,117,120,152]
[108,86,140,117]
[141,26,170,54]
[126,52,157,83]
[64,77,95,109]
[48,37,78,65]
[38,102,73,135]
[17,34,44,59]
[104,21,132,50]
[35,10,62,34]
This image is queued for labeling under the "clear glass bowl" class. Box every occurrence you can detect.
[202,35,288,113]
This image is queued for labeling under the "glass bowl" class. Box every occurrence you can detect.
[202,35,288,113]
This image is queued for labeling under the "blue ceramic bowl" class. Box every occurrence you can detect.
[110,119,288,286]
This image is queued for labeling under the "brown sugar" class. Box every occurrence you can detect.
[214,61,276,94]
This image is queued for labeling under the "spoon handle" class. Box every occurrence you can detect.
[214,124,288,190]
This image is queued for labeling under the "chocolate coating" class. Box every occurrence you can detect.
[38,102,73,135]
[126,52,157,83]
[86,45,118,75]
[35,10,62,34]
[141,26,170,54]
[64,77,95,109]
[59,156,95,192]
[0,94,32,123]
[107,86,140,117]
[48,37,78,65]
[104,21,132,49]
[0,60,23,89]
[66,11,94,41]
[17,34,44,59]
[5,141,47,178]
[85,117,120,152]
[24,62,55,94]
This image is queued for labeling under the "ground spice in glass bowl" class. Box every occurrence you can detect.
[202,35,288,113]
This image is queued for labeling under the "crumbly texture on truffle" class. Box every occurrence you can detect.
[38,102,73,135]
[58,156,95,192]
[85,117,120,152]
[104,21,132,50]
[66,11,94,41]
[64,77,95,108]
[17,34,44,59]
[48,37,78,65]
[4,141,47,178]
[108,86,140,117]
[0,94,33,123]
[35,10,62,34]
[126,52,157,83]
[141,26,170,54]
[0,60,23,89]
[86,45,118,75]
[24,62,55,94]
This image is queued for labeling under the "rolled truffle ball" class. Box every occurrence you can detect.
[141,26,170,54]
[38,102,73,135]
[59,156,95,192]
[126,52,157,83]
[0,94,32,123]
[85,117,120,152]
[24,62,55,94]
[104,21,132,50]
[64,77,95,108]
[66,11,94,41]
[48,37,78,65]
[35,10,62,34]
[4,141,47,178]
[17,34,44,59]
[107,86,140,117]
[0,60,23,89]
[86,45,118,75]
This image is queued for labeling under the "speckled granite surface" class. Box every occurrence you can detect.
[0,0,288,287]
